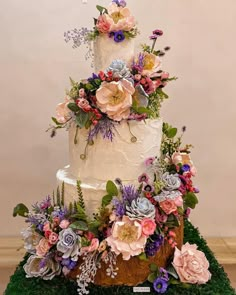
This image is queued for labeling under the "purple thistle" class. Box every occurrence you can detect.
[112,198,126,217]
[122,185,139,204]
[112,0,126,7]
[145,235,164,257]
[153,277,168,293]
[113,31,125,43]
[152,29,163,36]
[88,118,115,142]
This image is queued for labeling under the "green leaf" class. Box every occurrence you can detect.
[69,77,77,86]
[69,220,88,231]
[183,192,198,209]
[88,220,101,235]
[165,214,180,228]
[96,5,108,14]
[149,263,158,272]
[51,117,63,126]
[166,128,178,138]
[75,111,89,128]
[85,83,94,91]
[13,203,29,217]
[133,106,152,115]
[67,103,79,113]
[138,252,148,261]
[169,278,181,285]
[102,194,113,207]
[106,180,118,196]
[147,272,157,283]
[166,264,179,279]
[181,283,191,289]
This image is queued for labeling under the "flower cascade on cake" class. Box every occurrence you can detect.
[14,123,211,294]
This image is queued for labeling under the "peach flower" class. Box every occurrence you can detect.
[80,238,99,254]
[56,97,70,124]
[107,3,135,32]
[141,218,156,236]
[159,199,177,215]
[36,238,51,257]
[96,14,113,33]
[174,195,183,207]
[59,219,70,229]
[96,79,135,121]
[173,243,211,284]
[142,53,162,76]
[106,216,147,260]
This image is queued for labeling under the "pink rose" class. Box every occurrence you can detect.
[80,238,99,254]
[59,219,70,229]
[173,243,211,284]
[159,199,177,215]
[155,208,168,224]
[79,88,86,98]
[174,195,183,207]
[161,72,169,80]
[96,79,135,121]
[48,232,59,245]
[141,218,156,236]
[36,238,51,257]
[43,223,51,232]
[96,14,112,33]
[106,216,147,260]
[76,98,91,112]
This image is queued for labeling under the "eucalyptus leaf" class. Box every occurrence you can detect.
[138,252,148,261]
[67,103,79,113]
[51,117,63,126]
[106,180,118,196]
[96,5,108,14]
[13,203,29,217]
[166,264,179,279]
[166,128,177,138]
[183,192,198,209]
[69,220,88,231]
[147,272,156,283]
[102,194,113,207]
[169,278,181,285]
[149,263,158,272]
[75,111,89,128]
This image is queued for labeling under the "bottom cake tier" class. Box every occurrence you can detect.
[69,221,183,286]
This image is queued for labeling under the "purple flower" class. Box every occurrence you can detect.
[145,235,164,257]
[159,267,169,281]
[112,0,126,7]
[153,277,168,293]
[194,187,200,193]
[145,157,155,166]
[142,183,154,193]
[112,198,126,217]
[153,29,163,36]
[138,173,149,183]
[150,35,158,40]
[88,73,99,82]
[122,185,139,204]
[114,31,125,43]
[181,164,190,172]
[88,118,115,142]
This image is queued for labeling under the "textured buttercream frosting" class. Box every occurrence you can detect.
[68,118,163,183]
[94,35,135,72]
[57,118,163,216]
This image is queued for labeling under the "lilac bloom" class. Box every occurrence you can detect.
[114,31,125,43]
[153,277,168,293]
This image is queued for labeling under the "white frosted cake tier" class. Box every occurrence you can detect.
[94,35,135,72]
[68,118,163,183]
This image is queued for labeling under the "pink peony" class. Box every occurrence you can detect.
[80,238,99,254]
[56,97,70,124]
[96,79,135,121]
[141,218,156,236]
[48,232,59,245]
[107,3,136,32]
[59,219,70,229]
[96,14,113,33]
[159,199,177,215]
[173,243,211,284]
[142,53,162,76]
[76,98,91,112]
[36,238,51,257]
[106,216,147,260]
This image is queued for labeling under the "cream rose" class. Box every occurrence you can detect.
[56,97,70,124]
[173,243,211,284]
[96,79,135,121]
[142,53,162,76]
[36,238,51,257]
[106,216,147,260]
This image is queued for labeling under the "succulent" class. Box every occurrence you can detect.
[126,197,155,220]
[106,59,131,79]
[161,172,181,191]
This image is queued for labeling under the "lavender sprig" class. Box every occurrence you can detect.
[88,118,115,142]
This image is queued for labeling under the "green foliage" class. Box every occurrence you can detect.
[183,192,198,209]
[77,180,85,210]
[67,103,79,113]
[75,110,90,129]
[165,213,180,228]
[61,182,64,206]
[69,220,88,231]
[148,88,169,118]
[138,252,148,261]
[71,203,87,222]
[106,180,118,196]
[13,203,29,217]
[102,195,113,207]
[96,5,108,14]
[162,122,182,157]
[51,117,63,126]
[147,272,156,283]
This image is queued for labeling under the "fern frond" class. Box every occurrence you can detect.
[56,186,61,206]
[61,182,65,206]
[77,180,86,210]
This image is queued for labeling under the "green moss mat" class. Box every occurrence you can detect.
[5,220,236,295]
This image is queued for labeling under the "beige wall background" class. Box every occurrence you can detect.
[1,0,236,237]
